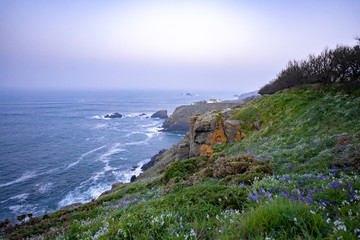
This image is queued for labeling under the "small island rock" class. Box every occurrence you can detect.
[151,110,168,119]
[104,112,122,119]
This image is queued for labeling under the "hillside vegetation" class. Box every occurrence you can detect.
[259,40,360,95]
[2,84,359,239]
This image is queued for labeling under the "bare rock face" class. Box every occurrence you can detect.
[162,102,241,132]
[224,120,242,143]
[140,105,261,181]
[151,110,168,119]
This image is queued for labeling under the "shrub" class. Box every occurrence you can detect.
[259,41,360,95]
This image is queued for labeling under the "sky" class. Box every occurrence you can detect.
[0,0,359,92]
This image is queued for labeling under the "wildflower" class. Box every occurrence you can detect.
[219,229,222,233]
[218,198,222,202]
[294,218,297,222]
[190,229,196,237]
[326,218,331,224]
[310,210,315,214]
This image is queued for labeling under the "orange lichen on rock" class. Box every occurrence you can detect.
[210,126,227,145]
[234,126,246,142]
[199,145,213,156]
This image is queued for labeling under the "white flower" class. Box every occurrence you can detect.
[326,218,331,224]
[219,230,222,233]
[218,198,222,202]
[294,218,297,222]
[310,210,315,214]
[190,229,196,236]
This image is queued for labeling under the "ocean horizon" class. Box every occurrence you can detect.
[0,89,236,222]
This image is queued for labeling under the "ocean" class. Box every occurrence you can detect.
[0,89,235,222]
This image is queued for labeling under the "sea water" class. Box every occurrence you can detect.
[0,89,235,221]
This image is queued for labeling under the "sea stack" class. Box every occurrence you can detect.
[104,112,122,118]
[151,110,168,119]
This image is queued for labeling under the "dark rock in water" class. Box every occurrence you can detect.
[139,113,146,116]
[186,92,194,96]
[17,214,27,222]
[131,165,137,171]
[0,218,10,228]
[151,110,168,119]
[130,175,137,182]
[104,112,122,118]
[141,149,167,171]
[60,202,83,211]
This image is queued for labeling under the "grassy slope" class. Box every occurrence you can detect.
[2,84,360,240]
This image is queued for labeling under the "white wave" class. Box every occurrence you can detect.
[67,145,106,169]
[8,203,37,215]
[1,193,29,204]
[0,171,37,188]
[124,131,144,138]
[10,193,29,201]
[124,113,149,118]
[58,183,110,207]
[124,140,148,146]
[98,143,125,164]
[8,203,48,221]
[58,157,150,209]
[90,115,106,120]
[140,122,160,128]
[94,123,108,129]
[111,158,151,183]
[35,182,54,194]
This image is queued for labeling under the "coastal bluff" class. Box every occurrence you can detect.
[162,102,241,132]
[136,104,261,181]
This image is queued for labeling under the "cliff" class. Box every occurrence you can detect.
[162,102,242,132]
[3,84,360,240]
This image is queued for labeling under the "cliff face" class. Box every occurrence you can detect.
[162,102,241,132]
[159,107,260,162]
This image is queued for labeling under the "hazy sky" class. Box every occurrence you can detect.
[0,0,359,92]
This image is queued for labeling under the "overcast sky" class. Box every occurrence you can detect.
[0,0,359,92]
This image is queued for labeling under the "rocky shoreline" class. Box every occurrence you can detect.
[3,93,259,227]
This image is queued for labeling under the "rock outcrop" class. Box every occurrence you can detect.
[162,102,241,132]
[158,107,260,162]
[104,112,122,118]
[141,149,167,171]
[136,105,261,182]
[151,110,168,119]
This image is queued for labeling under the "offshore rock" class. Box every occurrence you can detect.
[104,112,122,118]
[151,110,168,119]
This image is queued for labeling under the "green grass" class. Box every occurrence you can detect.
[2,84,360,239]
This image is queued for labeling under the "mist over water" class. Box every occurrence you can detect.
[0,89,235,221]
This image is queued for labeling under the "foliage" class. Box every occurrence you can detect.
[259,41,360,95]
[2,85,360,239]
